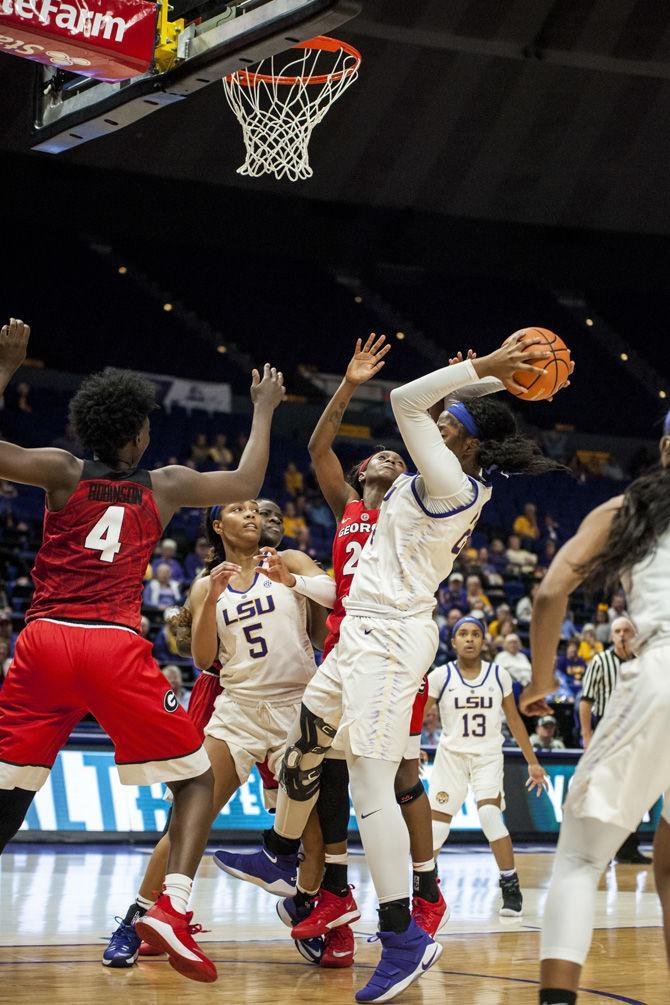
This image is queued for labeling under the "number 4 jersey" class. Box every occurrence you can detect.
[325,497,379,655]
[27,461,162,632]
[428,660,513,756]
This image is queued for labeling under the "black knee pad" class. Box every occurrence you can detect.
[279,704,336,802]
[0,787,35,852]
[317,758,350,845]
[396,781,425,807]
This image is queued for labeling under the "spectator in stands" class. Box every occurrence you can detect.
[489,603,512,637]
[208,433,234,469]
[560,607,579,640]
[151,538,185,583]
[555,640,587,695]
[162,664,190,710]
[283,461,304,497]
[0,638,10,685]
[513,502,540,545]
[232,431,249,465]
[153,607,185,664]
[516,582,539,625]
[538,538,557,570]
[293,525,320,561]
[578,624,604,663]
[189,432,211,470]
[306,496,333,532]
[543,513,561,546]
[505,533,537,574]
[444,572,467,610]
[608,590,628,622]
[283,500,307,539]
[0,612,16,655]
[495,633,532,686]
[51,422,82,456]
[143,563,182,610]
[594,606,611,645]
[476,546,503,586]
[530,715,565,751]
[465,574,493,617]
[140,616,151,639]
[185,536,210,583]
[436,607,463,662]
[0,479,16,518]
[488,537,508,573]
[8,381,32,414]
[420,704,441,747]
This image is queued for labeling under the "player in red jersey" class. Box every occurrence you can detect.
[292,336,446,949]
[0,318,285,982]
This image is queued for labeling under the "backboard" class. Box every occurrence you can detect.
[29,0,360,154]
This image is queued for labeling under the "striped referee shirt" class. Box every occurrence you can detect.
[580,648,621,717]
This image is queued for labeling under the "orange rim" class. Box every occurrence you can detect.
[229,35,361,87]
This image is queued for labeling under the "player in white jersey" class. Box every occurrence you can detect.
[215,333,569,1004]
[520,422,670,1005]
[426,616,547,916]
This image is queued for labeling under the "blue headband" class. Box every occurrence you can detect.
[664,411,670,435]
[451,615,485,638]
[447,401,481,439]
[209,505,222,523]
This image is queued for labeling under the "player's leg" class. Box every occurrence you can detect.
[653,813,670,964]
[427,746,468,854]
[472,752,520,916]
[540,807,629,1001]
[0,787,37,852]
[431,810,453,856]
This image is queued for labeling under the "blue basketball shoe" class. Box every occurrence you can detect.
[354,918,442,1003]
[212,846,297,897]
[276,895,324,964]
[102,917,141,968]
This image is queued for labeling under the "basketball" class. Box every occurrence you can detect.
[507,327,572,401]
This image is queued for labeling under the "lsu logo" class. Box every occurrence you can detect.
[436,791,449,805]
[164,690,178,713]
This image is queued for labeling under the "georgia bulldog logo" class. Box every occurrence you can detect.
[164,690,178,713]
[361,512,370,521]
[436,791,449,805]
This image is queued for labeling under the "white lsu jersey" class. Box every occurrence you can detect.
[345,472,492,620]
[428,660,513,756]
[625,524,670,644]
[215,572,316,703]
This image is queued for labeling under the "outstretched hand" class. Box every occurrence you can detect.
[255,546,295,587]
[0,318,30,373]
[206,561,242,599]
[477,332,552,395]
[526,763,549,797]
[250,363,286,410]
[345,333,391,386]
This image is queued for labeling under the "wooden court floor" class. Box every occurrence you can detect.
[0,844,664,1004]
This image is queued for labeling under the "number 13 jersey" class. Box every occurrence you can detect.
[428,661,513,756]
[27,461,162,632]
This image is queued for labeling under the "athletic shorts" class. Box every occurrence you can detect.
[304,613,438,762]
[409,675,429,737]
[204,692,301,788]
[0,619,209,791]
[567,640,670,831]
[428,746,505,815]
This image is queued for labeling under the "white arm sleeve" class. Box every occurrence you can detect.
[390,359,486,499]
[443,374,505,407]
[289,573,336,609]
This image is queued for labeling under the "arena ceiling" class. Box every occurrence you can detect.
[3,0,670,237]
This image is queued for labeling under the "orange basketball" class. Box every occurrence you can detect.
[507,327,572,401]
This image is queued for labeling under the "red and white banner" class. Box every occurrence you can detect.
[0,0,157,81]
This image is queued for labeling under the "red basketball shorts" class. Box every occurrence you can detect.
[0,619,210,791]
[188,669,223,737]
[409,675,429,736]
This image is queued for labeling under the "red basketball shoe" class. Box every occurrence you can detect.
[321,924,355,968]
[135,895,217,983]
[412,886,450,938]
[291,887,360,939]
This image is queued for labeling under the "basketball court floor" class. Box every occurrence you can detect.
[1,843,662,1004]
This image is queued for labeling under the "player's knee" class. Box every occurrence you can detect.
[396,780,425,807]
[394,759,418,794]
[478,803,509,843]
[280,745,323,801]
[280,705,337,802]
[0,788,35,852]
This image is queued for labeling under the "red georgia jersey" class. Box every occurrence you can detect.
[326,498,378,645]
[27,461,162,632]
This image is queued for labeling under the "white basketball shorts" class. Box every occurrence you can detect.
[204,692,301,786]
[428,746,505,815]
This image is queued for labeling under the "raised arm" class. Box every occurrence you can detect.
[0,320,82,500]
[520,497,623,714]
[152,364,285,524]
[308,334,390,520]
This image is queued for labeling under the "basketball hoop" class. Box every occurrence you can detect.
[222,35,361,182]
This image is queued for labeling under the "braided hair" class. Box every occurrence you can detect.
[465,397,569,476]
[577,464,670,592]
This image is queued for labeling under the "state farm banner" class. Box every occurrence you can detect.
[0,0,157,81]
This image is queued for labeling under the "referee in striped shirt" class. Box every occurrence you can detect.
[579,616,651,864]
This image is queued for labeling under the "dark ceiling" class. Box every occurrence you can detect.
[3,0,670,234]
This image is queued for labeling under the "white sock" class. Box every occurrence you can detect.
[297,883,319,897]
[500,868,516,879]
[136,893,155,911]
[347,754,409,903]
[324,852,348,865]
[164,873,193,915]
[432,819,451,853]
[541,808,628,965]
[412,859,435,873]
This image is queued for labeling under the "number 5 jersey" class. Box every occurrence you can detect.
[27,461,163,632]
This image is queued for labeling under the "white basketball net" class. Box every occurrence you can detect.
[222,40,360,182]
